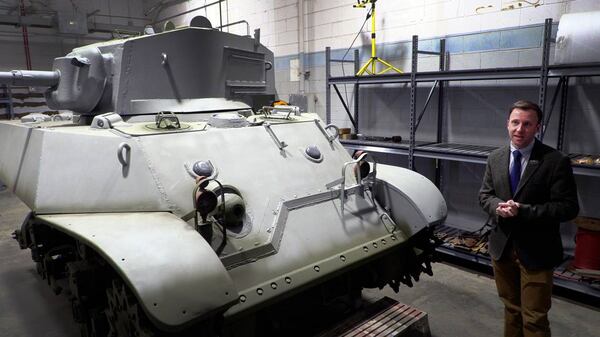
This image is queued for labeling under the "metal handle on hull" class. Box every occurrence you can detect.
[117,143,131,170]
[263,122,287,151]
[314,120,339,143]
[340,152,377,212]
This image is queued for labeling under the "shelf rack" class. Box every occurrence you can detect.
[326,18,600,302]
[326,18,600,176]
[434,224,600,306]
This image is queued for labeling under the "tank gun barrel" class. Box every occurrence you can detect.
[0,70,60,87]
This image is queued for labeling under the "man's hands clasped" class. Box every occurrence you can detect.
[496,200,520,218]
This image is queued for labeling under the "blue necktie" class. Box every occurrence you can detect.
[510,150,522,195]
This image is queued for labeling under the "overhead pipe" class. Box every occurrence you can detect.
[0,13,145,35]
[0,31,110,42]
[88,12,151,22]
[0,5,55,15]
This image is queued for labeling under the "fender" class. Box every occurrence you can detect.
[374,164,447,236]
[35,212,238,330]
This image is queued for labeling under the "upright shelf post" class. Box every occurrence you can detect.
[538,18,552,125]
[408,35,418,171]
[7,85,12,119]
[435,39,447,187]
[557,76,570,151]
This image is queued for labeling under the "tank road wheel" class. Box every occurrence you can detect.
[105,280,156,337]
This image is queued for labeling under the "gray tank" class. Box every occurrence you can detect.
[0,19,446,337]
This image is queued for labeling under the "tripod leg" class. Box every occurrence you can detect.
[357,57,375,76]
[377,58,403,74]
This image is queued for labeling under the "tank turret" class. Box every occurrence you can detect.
[1,21,275,119]
[1,18,446,337]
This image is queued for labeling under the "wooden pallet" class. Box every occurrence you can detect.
[317,297,430,337]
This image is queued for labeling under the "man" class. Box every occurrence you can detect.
[479,100,579,337]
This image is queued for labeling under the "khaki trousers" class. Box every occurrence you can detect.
[492,248,554,337]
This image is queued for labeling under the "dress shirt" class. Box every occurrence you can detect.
[509,140,534,178]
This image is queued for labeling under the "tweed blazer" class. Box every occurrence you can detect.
[479,139,579,269]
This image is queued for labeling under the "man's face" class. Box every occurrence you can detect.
[507,108,540,149]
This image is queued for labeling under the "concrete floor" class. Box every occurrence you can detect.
[1,188,598,337]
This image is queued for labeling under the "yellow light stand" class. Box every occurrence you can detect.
[353,0,402,76]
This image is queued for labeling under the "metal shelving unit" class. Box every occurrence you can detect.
[326,18,600,176]
[434,224,600,305]
[326,18,600,301]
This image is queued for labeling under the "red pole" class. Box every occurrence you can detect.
[20,0,32,70]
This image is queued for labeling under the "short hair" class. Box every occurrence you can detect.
[509,100,543,124]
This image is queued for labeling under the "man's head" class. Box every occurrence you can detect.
[507,100,542,149]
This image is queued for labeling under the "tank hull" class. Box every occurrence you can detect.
[4,115,446,335]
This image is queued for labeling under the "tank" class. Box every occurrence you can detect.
[0,19,447,337]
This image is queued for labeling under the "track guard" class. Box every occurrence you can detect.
[36,212,238,330]
[374,164,447,236]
